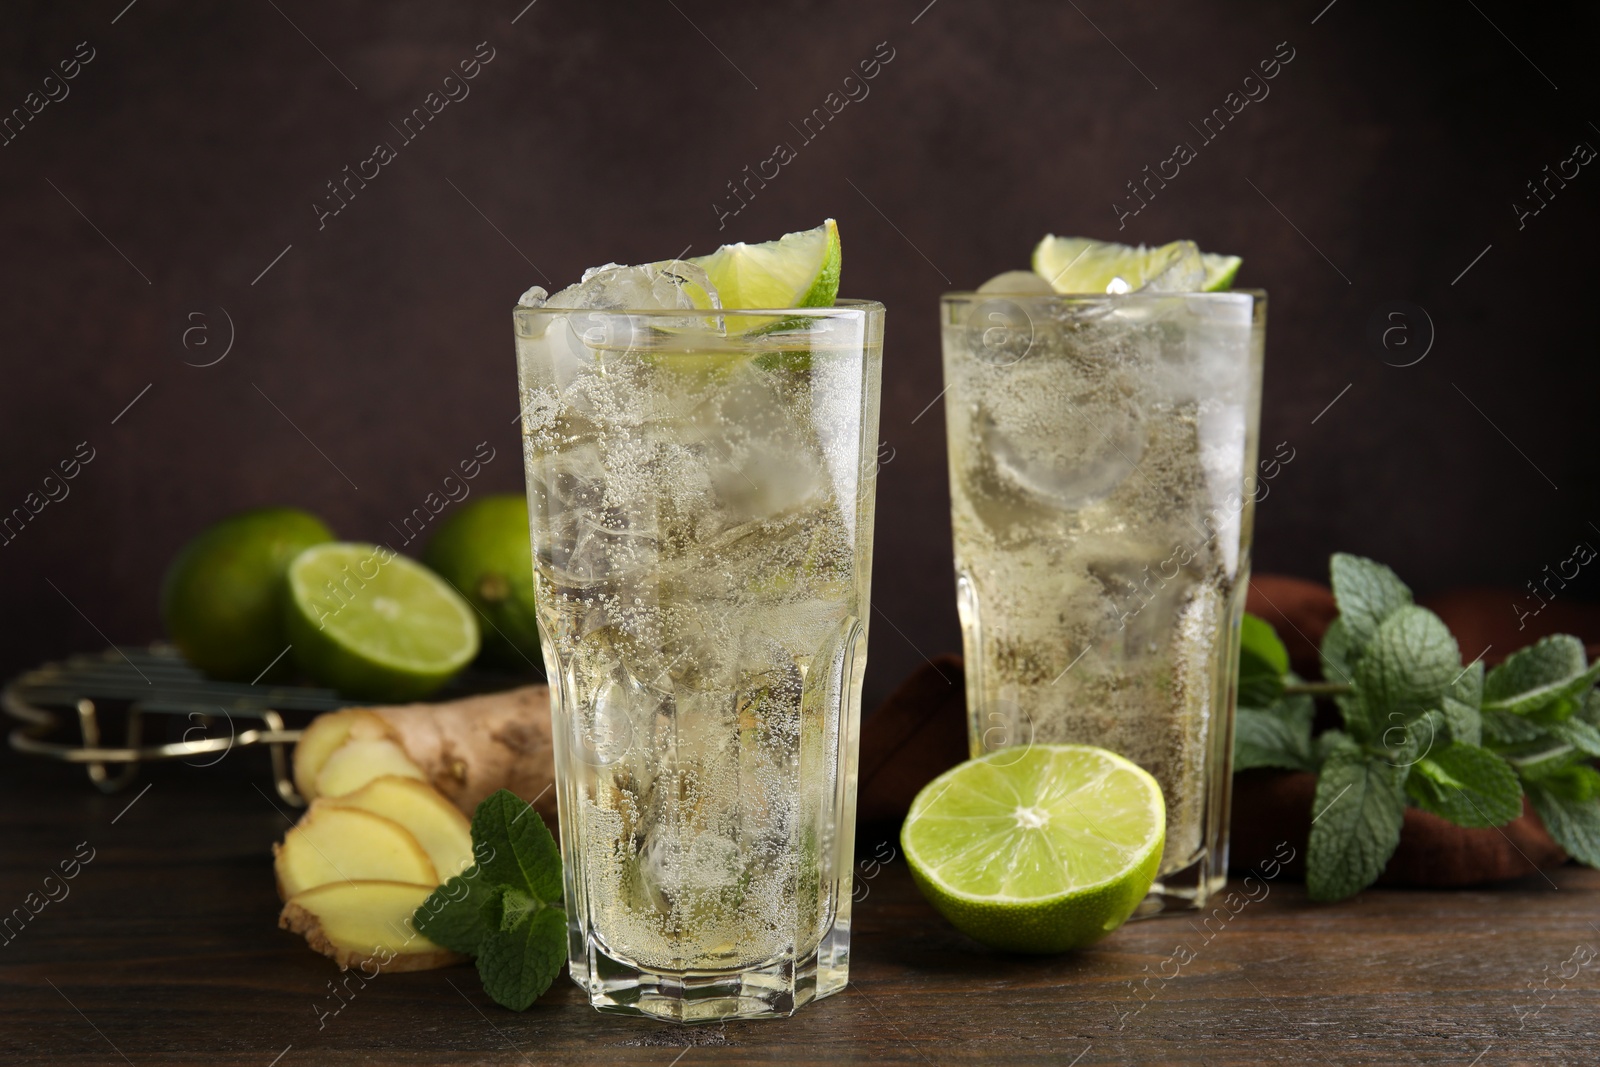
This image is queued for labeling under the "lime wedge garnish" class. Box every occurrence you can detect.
[285,543,479,701]
[1201,252,1243,291]
[901,744,1165,953]
[1032,235,1240,294]
[689,219,840,309]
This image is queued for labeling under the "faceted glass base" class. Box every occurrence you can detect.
[570,919,852,1023]
[1131,848,1230,918]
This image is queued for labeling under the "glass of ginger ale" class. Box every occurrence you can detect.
[941,239,1265,914]
[516,250,882,1021]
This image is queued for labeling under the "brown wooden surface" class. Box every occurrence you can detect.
[2,747,1597,1067]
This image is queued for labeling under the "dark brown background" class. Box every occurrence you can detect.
[2,0,1597,710]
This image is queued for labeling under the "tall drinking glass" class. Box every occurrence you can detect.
[940,290,1265,913]
[516,299,883,1021]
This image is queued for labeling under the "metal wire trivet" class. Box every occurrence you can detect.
[3,646,348,802]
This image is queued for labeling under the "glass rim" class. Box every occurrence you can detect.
[939,288,1266,301]
[512,297,883,317]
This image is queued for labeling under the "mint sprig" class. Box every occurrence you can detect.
[412,789,566,1010]
[413,869,498,955]
[1304,737,1407,901]
[1236,553,1600,901]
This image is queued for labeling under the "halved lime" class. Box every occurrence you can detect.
[285,543,479,701]
[1032,235,1240,294]
[901,744,1165,953]
[689,219,840,309]
[161,507,334,681]
[421,495,542,673]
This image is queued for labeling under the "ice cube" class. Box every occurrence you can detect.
[973,356,1147,513]
[643,361,828,541]
[517,285,548,307]
[527,436,662,596]
[1137,240,1206,292]
[579,672,643,767]
[545,260,721,311]
[978,408,1142,512]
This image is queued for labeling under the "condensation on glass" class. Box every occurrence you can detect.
[516,300,883,1021]
[940,290,1266,914]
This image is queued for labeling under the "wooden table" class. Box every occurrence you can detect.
[2,748,1595,1067]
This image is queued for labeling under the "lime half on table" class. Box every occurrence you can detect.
[285,542,479,702]
[901,744,1166,953]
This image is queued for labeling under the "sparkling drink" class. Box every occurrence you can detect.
[941,291,1265,912]
[516,296,882,1021]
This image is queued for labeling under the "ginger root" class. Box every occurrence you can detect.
[292,685,555,821]
[280,881,465,972]
[278,685,556,971]
[274,802,436,900]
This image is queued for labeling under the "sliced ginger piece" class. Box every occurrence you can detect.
[280,880,465,972]
[315,738,426,800]
[274,803,437,900]
[328,776,475,882]
[293,709,389,801]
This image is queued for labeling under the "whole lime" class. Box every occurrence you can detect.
[160,507,334,681]
[421,494,543,672]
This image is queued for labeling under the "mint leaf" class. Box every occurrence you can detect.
[1439,660,1484,746]
[1505,742,1586,783]
[1319,616,1357,686]
[1581,690,1600,727]
[1526,766,1600,867]
[473,789,563,904]
[1405,743,1522,827]
[1329,553,1413,652]
[1483,635,1599,714]
[413,867,500,955]
[1439,696,1482,747]
[1483,707,1546,746]
[1547,717,1600,756]
[1374,709,1446,768]
[1339,692,1380,746]
[1319,617,1371,738]
[1521,755,1600,796]
[476,907,566,1011]
[1316,728,1355,767]
[1352,606,1460,725]
[1241,612,1290,675]
[1306,747,1407,902]
[491,886,547,931]
[1238,613,1289,708]
[1235,694,1315,772]
[1452,658,1485,707]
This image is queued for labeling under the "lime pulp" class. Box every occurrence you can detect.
[285,542,479,701]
